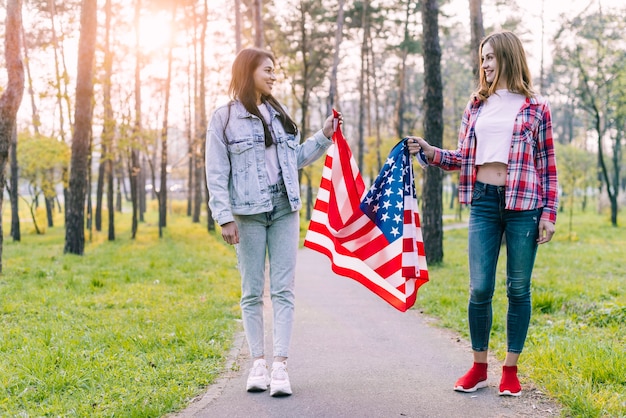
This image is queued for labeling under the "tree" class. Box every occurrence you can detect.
[234,0,242,52]
[393,0,421,140]
[8,125,20,241]
[156,3,178,237]
[555,143,597,240]
[0,0,25,272]
[17,133,69,234]
[253,0,263,47]
[326,0,345,116]
[420,0,444,264]
[191,0,210,229]
[130,0,143,239]
[357,0,370,172]
[269,0,334,140]
[64,0,98,255]
[267,0,334,217]
[95,0,116,241]
[553,9,626,226]
[469,0,484,82]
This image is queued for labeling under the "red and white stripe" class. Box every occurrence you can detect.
[304,134,428,312]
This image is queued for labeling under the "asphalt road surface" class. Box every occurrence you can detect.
[172,247,561,418]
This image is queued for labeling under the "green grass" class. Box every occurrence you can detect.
[415,208,626,417]
[0,208,241,416]
[2,202,625,416]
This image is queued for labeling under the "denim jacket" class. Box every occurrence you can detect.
[206,100,332,226]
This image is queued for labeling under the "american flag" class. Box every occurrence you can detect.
[304,116,429,312]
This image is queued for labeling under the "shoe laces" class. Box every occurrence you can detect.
[271,362,288,380]
[250,360,268,377]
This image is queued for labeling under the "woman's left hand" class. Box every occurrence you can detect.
[322,112,343,138]
[537,220,555,244]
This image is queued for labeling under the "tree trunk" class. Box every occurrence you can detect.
[97,0,115,238]
[158,3,177,237]
[193,0,208,226]
[130,0,142,238]
[64,0,97,255]
[21,22,40,134]
[357,0,369,172]
[368,35,382,173]
[469,0,484,83]
[326,0,345,115]
[395,1,411,139]
[421,0,444,264]
[235,0,242,52]
[253,0,263,47]
[1,0,25,266]
[9,124,21,241]
[48,0,67,143]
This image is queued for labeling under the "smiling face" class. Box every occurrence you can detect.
[481,41,508,90]
[481,42,498,85]
[253,57,276,104]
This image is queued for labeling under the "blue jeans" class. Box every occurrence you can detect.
[467,181,540,354]
[234,181,299,359]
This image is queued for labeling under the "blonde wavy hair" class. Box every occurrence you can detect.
[474,30,535,102]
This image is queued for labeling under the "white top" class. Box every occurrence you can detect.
[474,89,526,165]
[258,104,281,185]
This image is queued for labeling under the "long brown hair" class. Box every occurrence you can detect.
[474,31,535,102]
[228,48,298,146]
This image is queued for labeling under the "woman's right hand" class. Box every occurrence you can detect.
[221,222,239,245]
[407,136,435,161]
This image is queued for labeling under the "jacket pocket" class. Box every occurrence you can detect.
[228,139,258,204]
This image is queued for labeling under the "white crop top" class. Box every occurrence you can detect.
[474,89,526,165]
[258,104,281,185]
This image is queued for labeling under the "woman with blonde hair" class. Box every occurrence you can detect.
[408,30,558,396]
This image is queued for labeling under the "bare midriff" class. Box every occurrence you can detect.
[476,162,507,186]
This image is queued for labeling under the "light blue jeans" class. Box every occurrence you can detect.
[467,181,540,354]
[234,181,299,359]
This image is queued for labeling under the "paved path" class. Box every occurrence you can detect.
[172,247,561,418]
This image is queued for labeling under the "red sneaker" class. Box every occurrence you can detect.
[454,362,488,392]
[498,365,522,396]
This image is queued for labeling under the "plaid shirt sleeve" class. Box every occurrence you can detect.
[534,99,559,224]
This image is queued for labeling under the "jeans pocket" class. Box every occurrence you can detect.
[472,184,485,202]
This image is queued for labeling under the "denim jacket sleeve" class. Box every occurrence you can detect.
[296,130,333,169]
[205,106,235,226]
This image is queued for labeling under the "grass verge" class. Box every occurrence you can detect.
[0,211,241,417]
[415,209,625,417]
[2,205,624,417]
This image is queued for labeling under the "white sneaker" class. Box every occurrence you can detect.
[270,361,292,396]
[246,359,270,392]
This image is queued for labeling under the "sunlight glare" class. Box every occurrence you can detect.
[137,11,172,52]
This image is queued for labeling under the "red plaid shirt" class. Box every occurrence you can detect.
[431,95,559,224]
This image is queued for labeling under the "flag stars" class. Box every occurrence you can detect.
[390,226,400,237]
[393,213,402,223]
[382,200,391,209]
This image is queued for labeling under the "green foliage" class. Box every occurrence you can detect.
[17,132,70,199]
[415,209,625,417]
[0,212,240,417]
